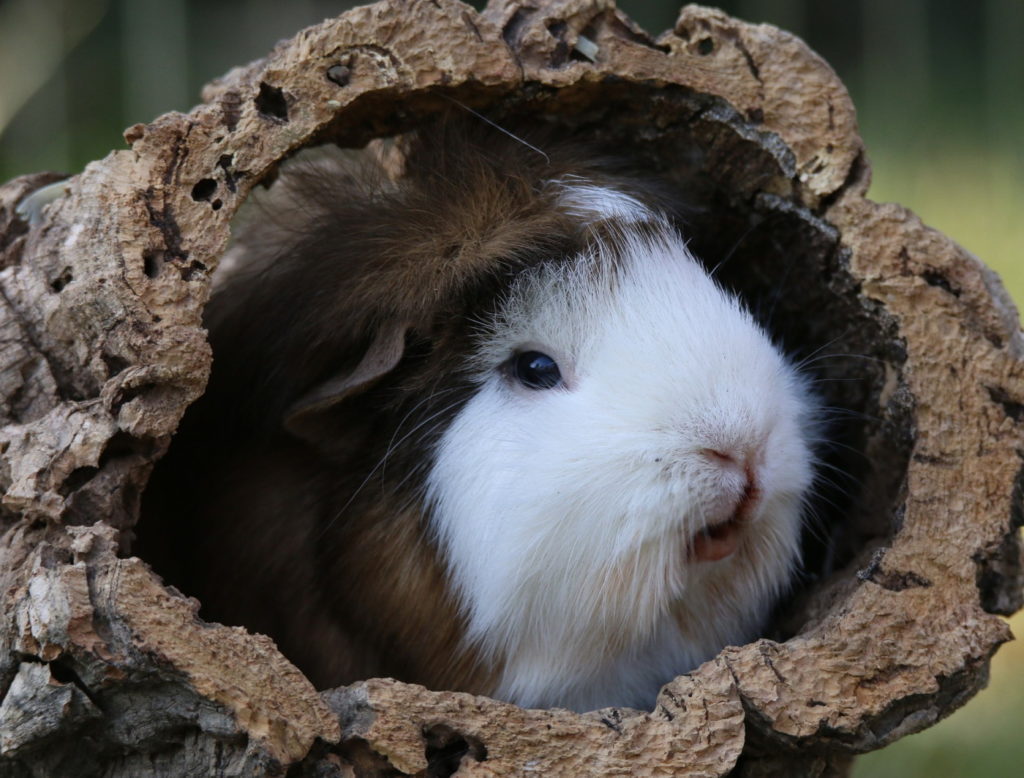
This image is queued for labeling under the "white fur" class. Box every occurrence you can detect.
[426,187,816,712]
[551,177,652,225]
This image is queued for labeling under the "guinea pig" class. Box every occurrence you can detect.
[138,117,818,713]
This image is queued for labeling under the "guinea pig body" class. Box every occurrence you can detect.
[140,120,817,712]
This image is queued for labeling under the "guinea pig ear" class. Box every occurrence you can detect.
[283,320,409,442]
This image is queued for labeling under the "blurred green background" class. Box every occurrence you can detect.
[1,1,1020,774]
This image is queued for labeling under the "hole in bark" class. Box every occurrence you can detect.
[987,386,1024,422]
[138,86,910,712]
[60,466,99,496]
[16,655,101,707]
[62,432,156,530]
[423,724,487,777]
[191,178,217,202]
[327,65,352,87]
[181,260,207,281]
[217,154,242,193]
[50,267,73,292]
[101,431,150,465]
[973,452,1024,617]
[697,37,714,55]
[256,82,289,121]
[974,544,1021,615]
[328,739,402,775]
[545,21,573,66]
[868,567,932,591]
[922,268,960,296]
[3,207,29,250]
[48,657,86,687]
[113,382,157,410]
[102,352,130,378]
[500,8,532,48]
[143,251,162,279]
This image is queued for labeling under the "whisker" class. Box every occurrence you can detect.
[796,351,888,370]
[707,220,763,278]
[441,95,551,165]
[763,248,800,329]
[319,396,469,537]
[380,386,462,483]
[811,400,884,421]
[806,435,871,460]
[790,332,855,370]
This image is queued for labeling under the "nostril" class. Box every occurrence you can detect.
[701,448,758,487]
[701,448,738,466]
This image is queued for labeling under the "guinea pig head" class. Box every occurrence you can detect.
[425,186,818,711]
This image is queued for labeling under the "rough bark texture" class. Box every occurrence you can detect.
[0,1,1021,776]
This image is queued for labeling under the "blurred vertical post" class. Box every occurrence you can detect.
[985,0,1024,151]
[983,0,1024,296]
[0,0,107,178]
[860,0,929,144]
[120,0,189,126]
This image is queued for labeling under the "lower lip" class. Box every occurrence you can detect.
[689,519,741,562]
[690,479,761,562]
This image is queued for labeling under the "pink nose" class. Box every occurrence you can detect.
[688,448,763,563]
[700,447,760,513]
[700,447,753,480]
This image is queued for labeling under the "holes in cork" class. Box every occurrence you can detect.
[191,178,222,211]
[326,65,351,87]
[423,724,488,777]
[50,267,73,292]
[58,432,155,497]
[255,82,289,121]
[188,155,244,217]
[143,250,206,281]
[143,251,162,279]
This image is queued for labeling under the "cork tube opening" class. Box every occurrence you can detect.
[138,83,911,695]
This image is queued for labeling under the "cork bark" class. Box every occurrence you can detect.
[0,1,1021,776]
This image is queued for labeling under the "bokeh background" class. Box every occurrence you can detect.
[1,1,1020,774]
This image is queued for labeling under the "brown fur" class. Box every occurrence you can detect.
[139,116,685,693]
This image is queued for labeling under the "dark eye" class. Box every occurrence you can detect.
[511,351,563,390]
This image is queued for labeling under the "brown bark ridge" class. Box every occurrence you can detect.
[0,1,1020,776]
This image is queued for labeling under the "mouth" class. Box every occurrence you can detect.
[688,478,760,563]
[689,517,742,562]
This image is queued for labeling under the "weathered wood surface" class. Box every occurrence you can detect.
[0,1,1021,776]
